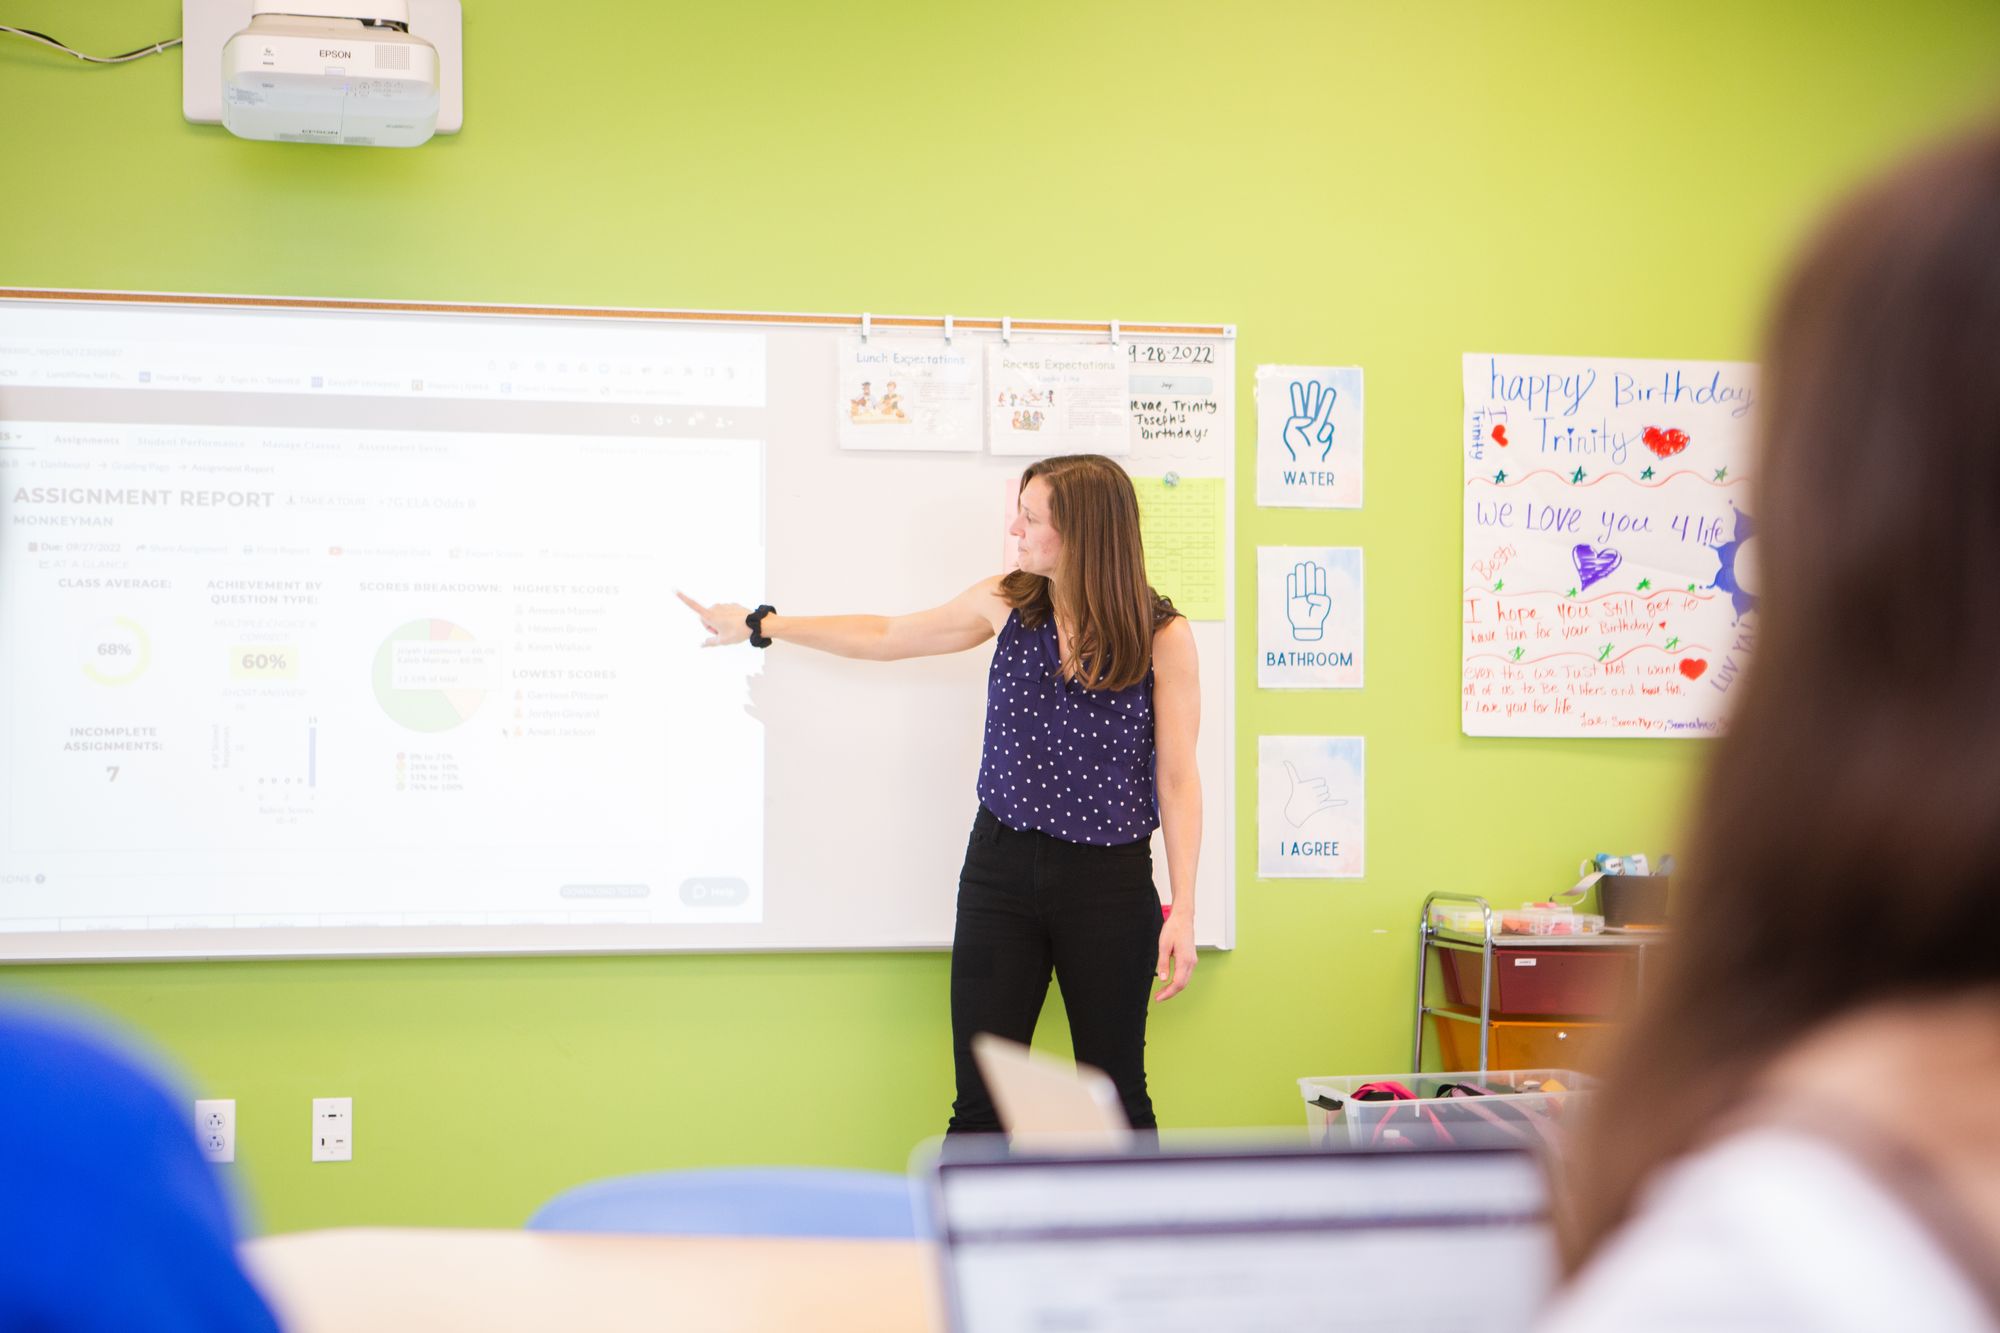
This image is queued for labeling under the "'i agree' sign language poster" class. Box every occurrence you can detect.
[1462,353,1760,738]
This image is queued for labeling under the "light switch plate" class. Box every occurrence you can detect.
[181,0,463,132]
[311,1095,352,1162]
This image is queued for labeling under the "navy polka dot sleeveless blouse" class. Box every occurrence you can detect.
[976,610,1158,845]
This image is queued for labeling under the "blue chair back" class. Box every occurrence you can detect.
[526,1166,921,1239]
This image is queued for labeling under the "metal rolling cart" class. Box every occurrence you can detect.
[1414,891,1668,1077]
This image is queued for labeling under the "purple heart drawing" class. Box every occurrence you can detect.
[1572,544,1623,591]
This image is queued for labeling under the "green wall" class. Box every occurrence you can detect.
[4,2,1995,1234]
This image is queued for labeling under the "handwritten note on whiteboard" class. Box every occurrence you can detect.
[1126,337,1229,462]
[1461,353,1760,738]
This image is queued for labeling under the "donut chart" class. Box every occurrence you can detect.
[82,615,151,687]
[371,618,487,732]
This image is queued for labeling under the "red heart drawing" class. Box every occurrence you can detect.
[1643,426,1690,459]
[1491,425,1509,447]
[1678,658,1708,680]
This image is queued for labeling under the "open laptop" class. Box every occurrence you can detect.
[925,1135,1556,1332]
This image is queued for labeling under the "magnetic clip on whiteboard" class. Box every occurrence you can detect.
[1109,319,1121,345]
[1001,316,1012,345]
[861,312,872,344]
[1163,471,1180,488]
[942,314,954,344]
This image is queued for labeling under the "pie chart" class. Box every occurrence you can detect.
[371,619,489,732]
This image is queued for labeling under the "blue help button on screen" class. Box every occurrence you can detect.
[679,878,749,907]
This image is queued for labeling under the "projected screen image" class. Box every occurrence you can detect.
[0,303,768,932]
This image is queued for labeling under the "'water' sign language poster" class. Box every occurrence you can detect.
[1461,353,1759,738]
[1256,365,1363,508]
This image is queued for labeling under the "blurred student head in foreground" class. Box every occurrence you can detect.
[0,1003,278,1331]
[1548,118,2000,1330]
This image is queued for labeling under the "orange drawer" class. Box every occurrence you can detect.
[1429,1013,1621,1074]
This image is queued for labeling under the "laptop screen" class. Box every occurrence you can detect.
[932,1144,1555,1332]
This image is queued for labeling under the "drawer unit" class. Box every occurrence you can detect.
[1416,894,1670,1076]
[1438,946,1640,1017]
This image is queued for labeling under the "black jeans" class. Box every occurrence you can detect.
[946,804,1162,1134]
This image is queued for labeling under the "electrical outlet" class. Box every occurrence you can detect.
[311,1096,352,1162]
[194,1098,235,1164]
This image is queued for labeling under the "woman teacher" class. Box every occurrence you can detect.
[677,452,1199,1133]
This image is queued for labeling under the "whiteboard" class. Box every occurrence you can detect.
[0,291,1234,960]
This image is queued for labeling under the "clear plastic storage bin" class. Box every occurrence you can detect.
[1428,904,1493,934]
[1297,1069,1592,1150]
[1498,906,1604,937]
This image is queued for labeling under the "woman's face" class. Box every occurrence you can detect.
[1009,476,1062,576]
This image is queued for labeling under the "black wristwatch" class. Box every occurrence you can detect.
[746,604,777,648]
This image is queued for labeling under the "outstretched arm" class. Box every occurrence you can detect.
[676,576,1008,661]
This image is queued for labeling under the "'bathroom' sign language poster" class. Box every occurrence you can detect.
[1461,353,1759,738]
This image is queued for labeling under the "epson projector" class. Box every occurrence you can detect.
[219,1,441,147]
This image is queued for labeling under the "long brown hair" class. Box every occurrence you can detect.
[1000,453,1178,691]
[1563,120,2000,1271]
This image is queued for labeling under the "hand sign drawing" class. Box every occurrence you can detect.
[1282,760,1348,828]
[1283,379,1338,462]
[1286,561,1331,641]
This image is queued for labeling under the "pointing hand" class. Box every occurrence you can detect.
[676,590,750,647]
